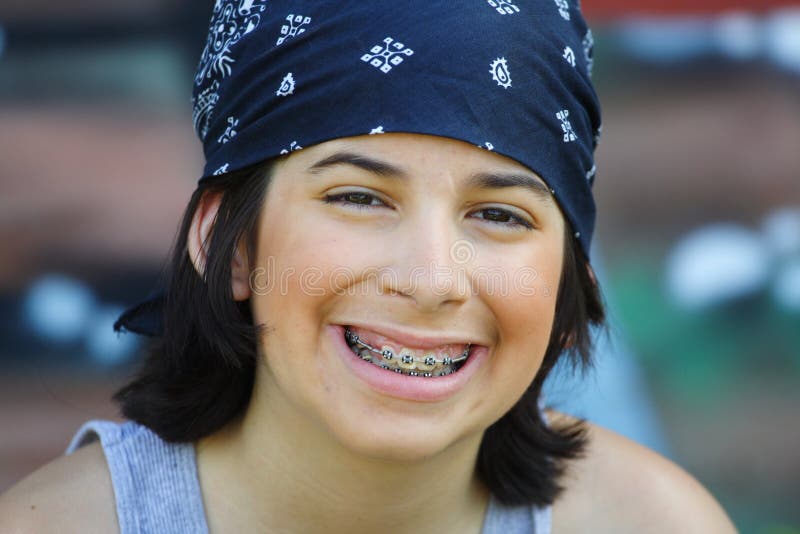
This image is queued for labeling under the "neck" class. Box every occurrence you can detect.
[196,376,491,534]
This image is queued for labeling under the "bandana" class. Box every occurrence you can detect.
[118,0,602,336]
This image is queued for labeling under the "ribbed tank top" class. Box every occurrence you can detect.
[67,420,552,534]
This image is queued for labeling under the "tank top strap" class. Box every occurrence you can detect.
[66,420,209,534]
[482,495,552,534]
[533,502,553,533]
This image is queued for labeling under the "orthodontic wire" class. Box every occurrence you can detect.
[345,328,470,365]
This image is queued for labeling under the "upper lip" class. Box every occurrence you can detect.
[342,322,487,350]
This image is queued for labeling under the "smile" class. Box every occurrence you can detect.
[344,326,472,377]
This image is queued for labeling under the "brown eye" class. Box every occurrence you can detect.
[323,191,387,209]
[472,207,534,230]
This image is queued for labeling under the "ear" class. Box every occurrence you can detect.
[187,190,252,302]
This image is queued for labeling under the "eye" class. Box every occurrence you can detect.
[470,206,534,230]
[322,191,388,210]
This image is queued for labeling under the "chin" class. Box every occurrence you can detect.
[325,412,474,463]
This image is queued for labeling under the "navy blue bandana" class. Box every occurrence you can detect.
[193,0,601,257]
[116,0,601,336]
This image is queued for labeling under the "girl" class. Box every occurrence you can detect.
[1,2,735,532]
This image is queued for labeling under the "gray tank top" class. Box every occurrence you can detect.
[67,420,552,533]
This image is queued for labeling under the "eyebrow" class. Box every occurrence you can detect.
[465,172,555,206]
[308,152,408,178]
[307,151,554,206]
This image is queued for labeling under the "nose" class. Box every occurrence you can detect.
[389,210,471,312]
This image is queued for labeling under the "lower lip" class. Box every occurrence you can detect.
[328,324,488,403]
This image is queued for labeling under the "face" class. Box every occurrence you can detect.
[246,133,565,461]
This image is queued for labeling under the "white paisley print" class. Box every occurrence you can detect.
[563,46,576,67]
[490,57,512,89]
[192,0,266,140]
[193,80,220,140]
[487,0,520,15]
[195,0,268,86]
[554,0,570,20]
[556,109,576,143]
[218,116,239,144]
[361,37,414,74]
[212,163,230,175]
[279,141,303,154]
[276,14,312,46]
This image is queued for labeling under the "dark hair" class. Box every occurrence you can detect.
[114,158,607,507]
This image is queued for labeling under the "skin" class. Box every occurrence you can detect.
[0,134,738,533]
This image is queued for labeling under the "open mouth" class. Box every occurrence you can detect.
[342,325,472,377]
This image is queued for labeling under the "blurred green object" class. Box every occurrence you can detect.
[608,244,800,402]
[606,240,800,532]
[758,525,800,534]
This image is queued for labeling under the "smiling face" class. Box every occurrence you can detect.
[244,133,566,461]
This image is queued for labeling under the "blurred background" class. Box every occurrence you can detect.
[1,1,798,531]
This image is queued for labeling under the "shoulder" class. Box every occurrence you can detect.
[0,441,118,534]
[546,409,737,534]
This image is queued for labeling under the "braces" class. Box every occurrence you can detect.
[345,327,471,366]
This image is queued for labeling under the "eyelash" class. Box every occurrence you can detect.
[322,192,534,230]
[323,192,384,210]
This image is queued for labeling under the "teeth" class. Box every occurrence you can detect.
[416,355,436,372]
[368,338,468,366]
[345,327,470,378]
[397,350,417,370]
[369,355,456,377]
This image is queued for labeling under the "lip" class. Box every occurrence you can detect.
[343,322,486,350]
[328,324,488,403]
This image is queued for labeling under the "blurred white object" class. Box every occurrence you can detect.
[615,8,800,73]
[23,274,95,343]
[761,206,800,259]
[616,17,712,62]
[665,224,770,310]
[772,259,800,312]
[86,304,140,365]
[713,11,761,61]
[764,8,800,73]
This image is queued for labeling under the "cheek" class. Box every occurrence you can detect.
[247,205,330,376]
[477,290,556,421]
[252,201,341,300]
[477,244,562,389]
[248,206,376,377]
[496,286,557,376]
